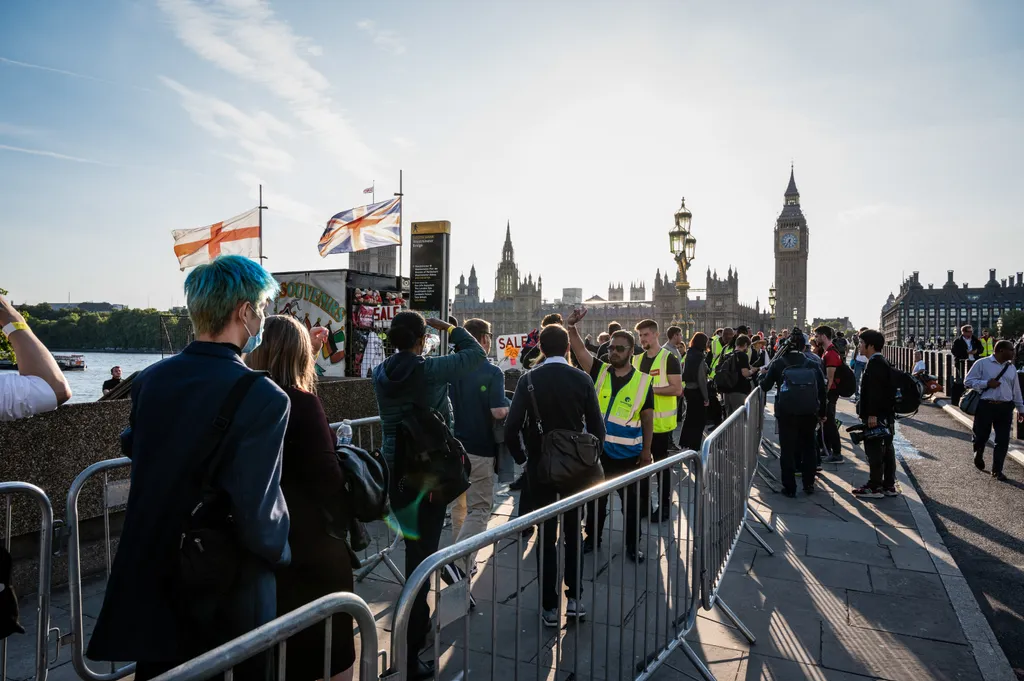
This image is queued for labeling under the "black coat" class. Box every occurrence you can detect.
[88,342,292,664]
[859,355,894,419]
[951,336,983,361]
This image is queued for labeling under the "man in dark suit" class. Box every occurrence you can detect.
[89,256,292,680]
[951,324,984,363]
[505,324,606,628]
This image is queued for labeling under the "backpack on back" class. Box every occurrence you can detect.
[775,359,820,416]
[713,353,740,392]
[394,407,471,508]
[834,361,857,398]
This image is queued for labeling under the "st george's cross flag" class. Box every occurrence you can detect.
[172,208,261,271]
[318,196,402,257]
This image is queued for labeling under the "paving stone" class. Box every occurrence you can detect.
[868,566,947,601]
[740,652,889,680]
[650,641,747,680]
[848,591,966,644]
[889,546,937,573]
[438,601,549,662]
[737,529,809,556]
[822,622,979,681]
[773,513,880,546]
[749,552,871,592]
[806,538,894,568]
[874,525,925,549]
[686,606,822,665]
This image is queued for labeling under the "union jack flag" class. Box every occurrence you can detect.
[318,197,402,257]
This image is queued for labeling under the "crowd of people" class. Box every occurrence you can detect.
[2,255,1023,681]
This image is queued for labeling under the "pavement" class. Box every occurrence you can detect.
[5,397,1019,681]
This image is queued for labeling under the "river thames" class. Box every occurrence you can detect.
[60,351,164,403]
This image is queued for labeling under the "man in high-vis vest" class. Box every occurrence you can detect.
[980,329,995,358]
[706,327,735,428]
[567,308,653,564]
[633,319,683,523]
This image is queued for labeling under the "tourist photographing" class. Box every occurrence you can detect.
[0,293,71,421]
[964,339,1024,481]
[245,315,356,681]
[89,255,292,680]
[372,310,485,679]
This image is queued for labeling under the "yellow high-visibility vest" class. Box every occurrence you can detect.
[980,337,994,357]
[632,349,677,433]
[595,364,653,459]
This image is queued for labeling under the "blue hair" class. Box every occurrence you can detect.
[184,255,280,335]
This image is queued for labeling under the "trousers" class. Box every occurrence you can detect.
[973,401,1014,475]
[863,416,896,490]
[401,498,447,663]
[777,414,818,493]
[531,471,583,611]
[451,452,496,567]
[822,394,841,457]
[585,454,643,551]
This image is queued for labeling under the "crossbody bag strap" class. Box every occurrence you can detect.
[196,370,269,494]
[982,363,1012,396]
[525,371,544,435]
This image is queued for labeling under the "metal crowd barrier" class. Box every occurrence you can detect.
[330,416,405,585]
[0,483,54,681]
[65,458,134,681]
[388,450,707,681]
[150,592,379,681]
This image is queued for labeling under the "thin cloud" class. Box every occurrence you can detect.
[356,19,406,56]
[158,0,379,178]
[0,144,110,165]
[392,135,415,149]
[0,56,156,93]
[0,122,44,138]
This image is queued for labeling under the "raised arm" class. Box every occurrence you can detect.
[1,295,71,408]
[566,307,594,374]
[422,324,486,383]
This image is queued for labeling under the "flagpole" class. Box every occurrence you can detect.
[372,181,375,205]
[395,169,404,280]
[258,184,268,264]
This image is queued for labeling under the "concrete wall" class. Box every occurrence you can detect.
[0,377,378,593]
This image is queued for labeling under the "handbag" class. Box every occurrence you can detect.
[958,363,1010,416]
[332,444,390,523]
[524,372,603,491]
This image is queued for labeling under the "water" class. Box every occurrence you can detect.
[59,352,165,403]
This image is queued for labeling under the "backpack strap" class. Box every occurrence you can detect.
[525,371,545,435]
[195,370,269,495]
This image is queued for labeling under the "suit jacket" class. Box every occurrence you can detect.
[504,360,606,466]
[89,342,291,664]
[951,336,983,361]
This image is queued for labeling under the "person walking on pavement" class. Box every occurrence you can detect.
[567,309,653,562]
[449,318,510,570]
[964,340,1024,481]
[372,311,486,679]
[505,324,605,628]
[851,330,899,499]
[758,330,827,497]
[679,333,711,451]
[815,325,845,464]
[633,319,683,522]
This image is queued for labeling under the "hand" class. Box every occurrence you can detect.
[1018,413,1024,424]
[0,295,24,327]
[639,450,653,465]
[309,326,329,354]
[566,306,588,327]
[987,378,1002,389]
[425,318,452,332]
[867,416,878,428]
[704,400,710,407]
[819,417,827,425]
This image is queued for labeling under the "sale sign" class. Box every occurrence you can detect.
[495,333,531,371]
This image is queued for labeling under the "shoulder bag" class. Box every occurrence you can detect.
[959,363,1010,416]
[525,371,603,491]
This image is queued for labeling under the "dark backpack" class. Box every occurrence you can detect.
[713,354,740,392]
[394,408,471,508]
[775,359,820,416]
[834,361,857,398]
[891,367,923,418]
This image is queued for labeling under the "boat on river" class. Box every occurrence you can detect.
[53,354,87,371]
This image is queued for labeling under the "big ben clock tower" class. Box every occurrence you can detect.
[774,165,809,330]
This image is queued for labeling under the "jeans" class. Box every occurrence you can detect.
[973,401,1015,475]
[823,395,841,458]
[531,472,583,611]
[853,361,866,398]
[585,454,642,552]
[863,417,896,490]
[451,453,496,567]
[401,499,447,663]
[777,414,818,493]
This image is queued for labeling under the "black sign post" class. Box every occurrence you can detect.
[410,220,451,355]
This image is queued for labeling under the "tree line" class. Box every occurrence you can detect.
[4,304,188,354]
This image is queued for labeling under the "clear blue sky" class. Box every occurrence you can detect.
[1,0,1022,328]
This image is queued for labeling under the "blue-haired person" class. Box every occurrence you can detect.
[89,255,292,680]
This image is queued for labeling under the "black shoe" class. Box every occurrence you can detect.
[974,454,986,471]
[521,526,535,539]
[583,537,601,554]
[804,486,815,495]
[992,472,1008,481]
[510,474,526,491]
[408,658,435,680]
[782,489,797,498]
[659,507,671,523]
[627,548,645,564]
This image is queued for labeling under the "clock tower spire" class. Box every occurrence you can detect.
[774,164,809,330]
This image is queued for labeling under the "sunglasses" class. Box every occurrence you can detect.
[609,344,631,353]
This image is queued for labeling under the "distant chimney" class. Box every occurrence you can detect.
[1002,278,1007,288]
[913,271,920,283]
[928,284,934,289]
[963,283,969,289]
[990,269,997,282]
[1017,272,1022,287]
[947,270,955,283]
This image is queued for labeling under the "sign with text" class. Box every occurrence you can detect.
[496,332,530,371]
[272,271,347,376]
[410,220,451,355]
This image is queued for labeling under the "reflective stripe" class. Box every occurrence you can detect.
[654,409,676,420]
[606,433,644,446]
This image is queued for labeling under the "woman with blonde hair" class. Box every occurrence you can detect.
[246,315,355,681]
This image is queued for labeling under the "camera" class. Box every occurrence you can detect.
[845,423,891,445]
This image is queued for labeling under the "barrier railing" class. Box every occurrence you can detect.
[329,416,405,585]
[65,458,134,681]
[0,483,54,681]
[387,450,707,681]
[882,347,977,399]
[150,592,379,681]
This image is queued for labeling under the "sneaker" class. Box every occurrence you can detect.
[509,473,527,491]
[782,489,797,498]
[803,486,815,495]
[992,472,1008,482]
[627,548,645,564]
[582,537,602,554]
[816,465,823,472]
[565,599,587,619]
[882,487,901,497]
[825,454,844,463]
[974,454,986,471]
[440,563,477,609]
[541,609,559,628]
[851,485,883,499]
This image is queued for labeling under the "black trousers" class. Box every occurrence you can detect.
[531,474,582,611]
[706,390,723,428]
[973,401,1015,475]
[863,416,896,490]
[777,414,818,493]
[402,498,447,663]
[651,431,672,511]
[823,394,841,457]
[680,388,706,451]
[585,454,642,552]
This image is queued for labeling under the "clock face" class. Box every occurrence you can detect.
[780,233,798,249]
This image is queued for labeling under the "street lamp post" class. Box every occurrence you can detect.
[997,316,1003,339]
[669,197,697,337]
[792,307,798,329]
[768,284,776,330]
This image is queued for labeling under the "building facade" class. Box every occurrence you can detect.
[880,269,1024,345]
[773,168,809,331]
[349,245,397,276]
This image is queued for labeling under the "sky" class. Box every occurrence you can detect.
[1,0,1022,329]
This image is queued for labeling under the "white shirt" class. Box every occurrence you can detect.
[964,356,1024,411]
[960,336,977,358]
[855,352,869,363]
[912,360,926,374]
[0,374,60,421]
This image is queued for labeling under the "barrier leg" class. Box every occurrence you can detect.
[715,598,756,644]
[676,640,718,681]
[743,522,775,556]
[746,502,774,533]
